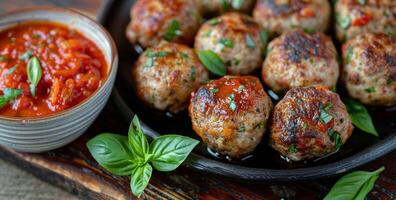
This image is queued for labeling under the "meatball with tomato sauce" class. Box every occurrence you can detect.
[195,12,267,75]
[335,0,396,42]
[189,76,273,158]
[253,0,331,36]
[126,0,202,48]
[132,42,209,113]
[342,33,396,106]
[197,0,256,16]
[269,86,353,162]
[262,30,339,93]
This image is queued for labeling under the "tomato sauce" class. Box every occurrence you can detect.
[0,22,107,117]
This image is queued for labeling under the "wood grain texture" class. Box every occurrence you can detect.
[0,0,395,200]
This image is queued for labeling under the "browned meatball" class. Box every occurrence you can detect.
[197,0,256,16]
[253,0,330,36]
[342,33,396,106]
[195,12,267,75]
[269,86,353,162]
[335,0,396,42]
[262,30,339,93]
[133,42,209,113]
[189,76,273,158]
[126,0,202,48]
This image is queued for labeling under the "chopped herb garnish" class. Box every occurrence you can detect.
[208,18,220,25]
[320,103,333,124]
[237,85,245,92]
[345,46,353,65]
[0,88,22,109]
[233,58,241,65]
[387,79,393,85]
[260,30,269,45]
[245,33,256,49]
[180,52,189,60]
[232,0,243,9]
[164,20,181,41]
[210,88,219,94]
[145,50,169,67]
[328,129,343,150]
[7,66,17,75]
[303,123,309,130]
[203,30,212,37]
[337,15,351,30]
[303,28,316,34]
[365,87,376,93]
[20,50,33,60]
[238,124,246,132]
[227,93,237,111]
[27,56,42,97]
[219,38,234,48]
[358,0,366,5]
[190,67,196,81]
[221,0,230,10]
[289,144,298,153]
[0,56,8,62]
[197,50,226,76]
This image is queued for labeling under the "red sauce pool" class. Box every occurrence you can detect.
[0,22,108,117]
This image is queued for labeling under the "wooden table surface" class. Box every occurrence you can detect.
[0,1,396,200]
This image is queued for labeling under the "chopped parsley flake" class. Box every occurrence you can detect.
[345,46,353,65]
[208,18,220,25]
[227,93,237,111]
[190,67,196,81]
[245,33,255,49]
[219,38,234,48]
[0,56,7,62]
[164,20,181,41]
[320,103,333,124]
[20,50,33,60]
[289,144,298,153]
[145,50,169,67]
[328,128,343,150]
[238,124,246,132]
[210,88,219,94]
[7,66,17,75]
[365,87,376,93]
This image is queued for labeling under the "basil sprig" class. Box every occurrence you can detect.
[87,116,199,197]
[197,50,226,76]
[27,56,42,97]
[0,88,22,109]
[164,20,180,42]
[324,167,384,200]
[344,98,378,136]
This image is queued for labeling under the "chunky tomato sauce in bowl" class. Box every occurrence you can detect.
[0,8,118,152]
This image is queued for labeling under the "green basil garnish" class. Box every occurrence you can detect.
[87,115,199,197]
[328,128,343,150]
[365,87,376,93]
[288,144,298,153]
[324,167,384,200]
[164,20,180,42]
[344,98,378,136]
[208,18,220,25]
[20,50,33,60]
[219,38,234,48]
[0,88,22,109]
[0,55,8,62]
[227,93,237,111]
[197,50,226,76]
[337,15,351,30]
[26,56,42,97]
[245,33,256,49]
[7,66,17,75]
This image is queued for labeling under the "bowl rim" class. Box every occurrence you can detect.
[0,6,118,123]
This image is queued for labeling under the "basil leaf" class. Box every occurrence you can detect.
[7,66,17,75]
[87,133,140,176]
[128,115,150,158]
[260,30,269,46]
[344,98,378,136]
[324,167,384,200]
[20,50,33,60]
[0,88,22,109]
[337,15,351,29]
[164,20,180,41]
[345,46,353,65]
[197,50,226,76]
[149,135,199,172]
[131,163,152,197]
[219,38,234,48]
[27,56,42,97]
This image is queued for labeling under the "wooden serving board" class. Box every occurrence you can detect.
[1,1,396,200]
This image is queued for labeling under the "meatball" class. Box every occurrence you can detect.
[189,76,273,158]
[253,0,331,36]
[132,42,209,113]
[335,0,396,42]
[126,0,202,48]
[197,0,256,16]
[195,12,267,75]
[262,30,339,93]
[342,33,396,106]
[269,86,354,162]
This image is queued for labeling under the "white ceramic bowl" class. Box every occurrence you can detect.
[0,7,118,152]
